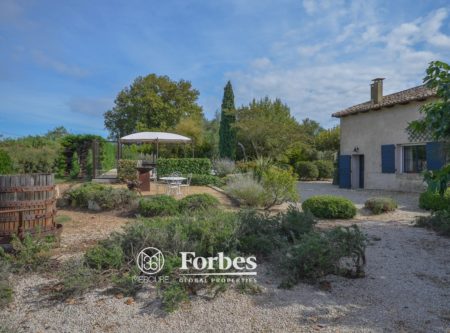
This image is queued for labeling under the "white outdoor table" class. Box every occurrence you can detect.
[160,177,187,195]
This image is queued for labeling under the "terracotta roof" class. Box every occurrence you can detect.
[332,85,437,118]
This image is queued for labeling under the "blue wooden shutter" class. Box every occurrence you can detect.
[426,142,445,171]
[339,155,351,188]
[381,144,395,173]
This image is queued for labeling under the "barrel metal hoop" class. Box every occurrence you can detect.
[0,185,55,193]
[0,199,56,207]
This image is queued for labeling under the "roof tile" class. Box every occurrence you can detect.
[332,85,436,118]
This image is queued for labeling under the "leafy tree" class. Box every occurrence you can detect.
[408,61,450,196]
[299,118,324,142]
[315,126,340,152]
[408,61,450,141]
[104,74,203,139]
[45,126,69,140]
[236,97,303,159]
[219,81,237,160]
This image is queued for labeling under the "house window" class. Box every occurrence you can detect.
[403,145,426,173]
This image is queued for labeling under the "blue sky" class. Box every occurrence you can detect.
[0,0,449,138]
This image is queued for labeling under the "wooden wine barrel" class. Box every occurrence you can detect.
[0,174,62,245]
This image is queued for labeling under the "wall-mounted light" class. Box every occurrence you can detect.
[353,146,359,153]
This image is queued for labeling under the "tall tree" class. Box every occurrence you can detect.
[408,60,450,195]
[219,81,237,159]
[104,74,203,139]
[235,97,303,159]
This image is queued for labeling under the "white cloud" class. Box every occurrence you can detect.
[229,5,450,128]
[32,50,89,78]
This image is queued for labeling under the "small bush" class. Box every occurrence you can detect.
[280,206,317,242]
[419,189,450,211]
[236,210,283,257]
[313,160,334,179]
[302,195,356,219]
[213,158,235,177]
[235,160,257,173]
[279,225,366,287]
[0,149,14,174]
[224,173,267,207]
[85,244,124,270]
[190,174,225,187]
[364,197,398,214]
[138,195,179,217]
[0,261,13,309]
[236,206,317,257]
[1,234,55,272]
[117,159,138,183]
[178,194,219,212]
[55,260,103,299]
[295,161,319,180]
[415,210,450,236]
[65,183,137,210]
[261,166,299,209]
[161,282,189,312]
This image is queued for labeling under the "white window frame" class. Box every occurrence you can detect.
[400,143,426,174]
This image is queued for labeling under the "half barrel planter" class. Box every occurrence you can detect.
[0,173,62,246]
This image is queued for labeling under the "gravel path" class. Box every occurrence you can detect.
[1,220,449,333]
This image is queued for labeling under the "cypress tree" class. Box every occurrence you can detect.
[218,81,237,159]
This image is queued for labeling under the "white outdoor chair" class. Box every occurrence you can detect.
[166,171,182,195]
[180,173,192,194]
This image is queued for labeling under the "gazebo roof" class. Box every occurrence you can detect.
[120,132,191,144]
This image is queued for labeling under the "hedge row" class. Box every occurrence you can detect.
[157,158,211,177]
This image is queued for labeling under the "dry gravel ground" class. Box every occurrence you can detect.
[1,183,450,332]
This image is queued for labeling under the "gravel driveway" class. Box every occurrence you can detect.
[2,223,449,332]
[298,181,421,212]
[2,183,449,333]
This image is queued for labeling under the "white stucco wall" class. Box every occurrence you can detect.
[339,100,436,192]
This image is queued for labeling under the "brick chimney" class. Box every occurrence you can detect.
[371,78,384,104]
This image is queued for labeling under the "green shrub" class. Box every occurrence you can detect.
[55,260,103,299]
[178,194,219,212]
[158,158,211,176]
[138,195,179,217]
[0,261,13,309]
[415,210,450,236]
[364,197,398,214]
[302,195,357,219]
[279,225,366,287]
[236,210,283,257]
[224,173,267,207]
[261,166,299,209]
[190,174,225,187]
[1,234,55,272]
[280,206,317,242]
[85,244,124,270]
[313,160,334,179]
[213,158,235,177]
[65,183,137,210]
[236,206,316,256]
[235,160,257,173]
[419,189,450,211]
[0,149,14,174]
[117,159,138,183]
[295,161,319,180]
[162,282,189,312]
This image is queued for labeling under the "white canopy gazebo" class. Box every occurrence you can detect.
[119,131,192,159]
